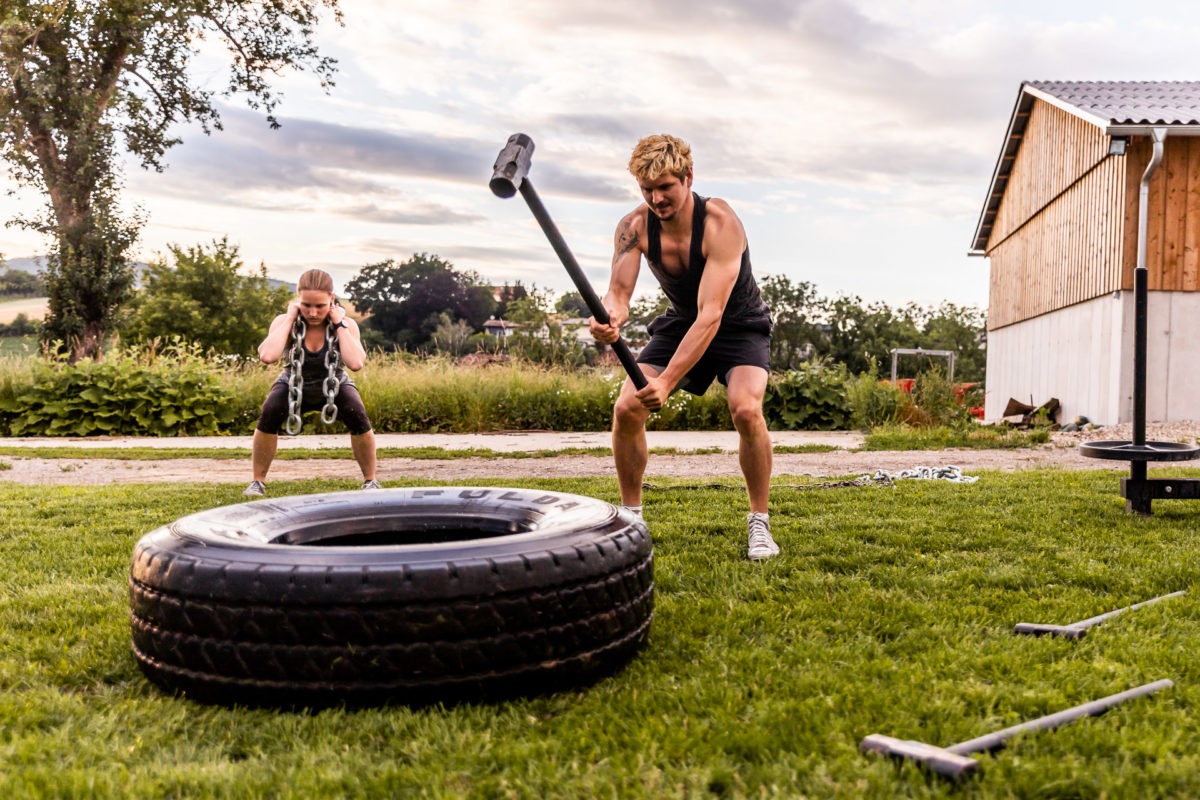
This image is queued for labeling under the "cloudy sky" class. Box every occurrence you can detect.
[2,0,1199,310]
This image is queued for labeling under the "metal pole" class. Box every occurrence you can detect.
[946,679,1173,755]
[1134,129,1166,450]
[516,179,648,389]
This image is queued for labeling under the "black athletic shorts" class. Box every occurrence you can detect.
[255,381,373,435]
[637,327,771,396]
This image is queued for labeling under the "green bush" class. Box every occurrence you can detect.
[845,361,909,432]
[762,361,851,430]
[0,348,906,435]
[0,344,235,436]
[910,366,977,428]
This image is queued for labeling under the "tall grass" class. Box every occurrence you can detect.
[356,352,732,433]
[0,346,991,438]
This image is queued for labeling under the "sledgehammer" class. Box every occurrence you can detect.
[1014,590,1185,639]
[490,133,647,389]
[860,678,1173,780]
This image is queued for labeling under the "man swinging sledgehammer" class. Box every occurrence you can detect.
[589,135,777,560]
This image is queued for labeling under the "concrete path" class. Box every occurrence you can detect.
[0,430,865,453]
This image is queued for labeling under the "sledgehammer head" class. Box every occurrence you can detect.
[490,133,535,198]
[860,734,979,780]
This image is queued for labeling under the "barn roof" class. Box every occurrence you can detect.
[971,81,1200,254]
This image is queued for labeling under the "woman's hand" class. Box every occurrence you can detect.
[328,300,346,326]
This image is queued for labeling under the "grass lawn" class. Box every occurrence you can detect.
[0,335,39,357]
[2,470,1199,798]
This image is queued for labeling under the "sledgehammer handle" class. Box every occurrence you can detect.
[946,678,1173,755]
[517,179,648,389]
[1069,590,1186,631]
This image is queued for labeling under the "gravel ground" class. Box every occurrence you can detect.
[4,421,1197,487]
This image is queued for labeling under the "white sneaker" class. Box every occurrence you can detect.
[747,513,779,561]
[361,479,382,490]
[243,480,265,497]
[621,504,644,520]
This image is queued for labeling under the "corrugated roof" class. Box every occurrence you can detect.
[971,81,1200,254]
[1027,80,1200,126]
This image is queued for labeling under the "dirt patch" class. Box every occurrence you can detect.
[0,445,1126,487]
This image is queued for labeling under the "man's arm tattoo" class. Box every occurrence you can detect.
[614,220,639,264]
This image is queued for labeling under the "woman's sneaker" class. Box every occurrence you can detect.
[361,479,382,490]
[747,512,779,561]
[243,480,266,497]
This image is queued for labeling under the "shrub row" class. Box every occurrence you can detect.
[0,350,980,436]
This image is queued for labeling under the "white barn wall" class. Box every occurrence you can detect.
[986,291,1200,425]
[1159,293,1200,422]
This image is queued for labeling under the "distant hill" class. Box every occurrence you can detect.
[4,256,295,291]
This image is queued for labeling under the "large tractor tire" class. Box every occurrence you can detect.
[129,487,652,706]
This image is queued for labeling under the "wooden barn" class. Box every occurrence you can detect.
[971,81,1200,424]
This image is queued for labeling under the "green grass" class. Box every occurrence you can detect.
[864,423,1051,450]
[773,443,840,454]
[0,336,38,357]
[3,470,1200,796]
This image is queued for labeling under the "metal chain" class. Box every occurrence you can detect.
[321,316,343,424]
[640,466,980,493]
[284,316,306,435]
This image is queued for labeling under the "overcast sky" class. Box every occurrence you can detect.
[2,0,1199,310]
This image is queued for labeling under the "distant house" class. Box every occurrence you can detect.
[482,318,519,338]
[971,81,1200,424]
[558,317,596,346]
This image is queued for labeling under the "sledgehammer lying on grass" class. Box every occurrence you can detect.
[860,679,1173,780]
[1014,590,1185,639]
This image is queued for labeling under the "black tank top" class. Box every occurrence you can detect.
[646,193,771,336]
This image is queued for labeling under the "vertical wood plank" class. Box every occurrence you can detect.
[1163,138,1188,291]
[1183,137,1200,291]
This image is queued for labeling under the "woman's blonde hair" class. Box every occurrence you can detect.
[297,268,334,294]
[628,134,693,182]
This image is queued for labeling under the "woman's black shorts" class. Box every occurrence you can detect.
[255,381,373,435]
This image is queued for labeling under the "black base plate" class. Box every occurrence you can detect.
[1080,440,1200,462]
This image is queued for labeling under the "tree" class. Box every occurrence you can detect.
[493,282,528,319]
[344,253,496,351]
[0,1,342,360]
[120,237,291,355]
[759,274,825,370]
[504,290,550,328]
[817,295,922,375]
[628,291,670,327]
[919,302,987,383]
[0,265,41,297]
[429,312,473,357]
[554,290,590,317]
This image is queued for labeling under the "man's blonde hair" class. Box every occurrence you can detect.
[628,134,693,182]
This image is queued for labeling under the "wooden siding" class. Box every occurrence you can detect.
[1120,136,1200,292]
[986,155,1125,330]
[989,100,1111,247]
